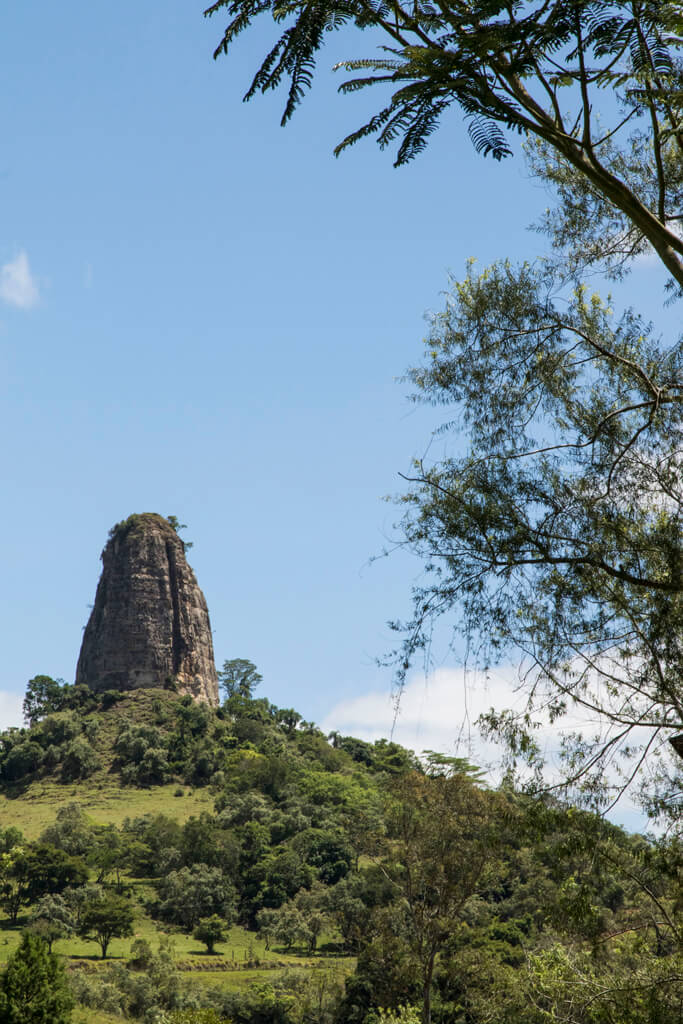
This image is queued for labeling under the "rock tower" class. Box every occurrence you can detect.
[76,514,219,706]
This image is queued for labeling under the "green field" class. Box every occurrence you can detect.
[0,778,214,841]
[0,910,352,1024]
[0,764,352,1022]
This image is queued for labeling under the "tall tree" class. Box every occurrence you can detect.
[393,256,683,812]
[218,658,262,701]
[22,676,66,727]
[379,772,505,1024]
[0,932,73,1024]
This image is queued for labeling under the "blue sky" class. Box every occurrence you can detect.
[0,3,671,828]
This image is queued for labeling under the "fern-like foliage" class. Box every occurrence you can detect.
[204,0,683,182]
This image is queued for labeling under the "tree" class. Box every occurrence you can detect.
[22,676,67,727]
[77,893,135,958]
[218,658,262,701]
[28,894,76,953]
[60,739,100,781]
[40,803,95,858]
[256,907,279,950]
[0,850,28,925]
[192,914,227,954]
[272,903,308,951]
[0,932,73,1024]
[2,741,43,782]
[0,830,22,856]
[394,256,683,812]
[88,825,128,889]
[166,515,193,551]
[20,844,88,903]
[207,2,683,284]
[379,772,505,1024]
[0,844,86,925]
[156,865,236,929]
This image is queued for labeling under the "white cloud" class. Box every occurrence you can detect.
[0,691,24,730]
[321,667,650,830]
[321,666,525,769]
[0,251,39,309]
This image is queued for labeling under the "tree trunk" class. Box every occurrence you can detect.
[422,950,436,1024]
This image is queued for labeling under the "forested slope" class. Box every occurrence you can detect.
[0,678,680,1024]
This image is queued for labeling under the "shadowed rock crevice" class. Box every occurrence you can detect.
[76,514,219,706]
[165,539,184,677]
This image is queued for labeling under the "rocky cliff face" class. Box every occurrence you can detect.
[76,514,219,706]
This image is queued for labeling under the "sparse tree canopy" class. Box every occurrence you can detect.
[396,256,683,812]
[381,772,504,1024]
[166,515,193,551]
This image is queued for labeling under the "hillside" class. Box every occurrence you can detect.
[0,679,680,1024]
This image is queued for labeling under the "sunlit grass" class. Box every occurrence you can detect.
[0,779,214,841]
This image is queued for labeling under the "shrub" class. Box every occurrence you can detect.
[61,740,100,781]
[3,741,43,781]
[34,712,81,748]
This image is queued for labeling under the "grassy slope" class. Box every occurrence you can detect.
[0,689,355,1021]
[0,780,214,841]
[0,690,214,838]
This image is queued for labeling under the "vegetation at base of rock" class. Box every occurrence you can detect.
[0,674,680,1024]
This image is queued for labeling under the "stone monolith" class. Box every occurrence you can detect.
[76,514,219,705]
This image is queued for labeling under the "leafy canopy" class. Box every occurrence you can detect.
[206,1,683,287]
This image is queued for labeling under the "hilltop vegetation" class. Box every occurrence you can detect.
[0,672,680,1024]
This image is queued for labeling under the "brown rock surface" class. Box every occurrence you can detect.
[76,514,219,705]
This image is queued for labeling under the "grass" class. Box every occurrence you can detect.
[1,907,353,1024]
[0,908,346,969]
[74,1010,123,1024]
[0,778,214,841]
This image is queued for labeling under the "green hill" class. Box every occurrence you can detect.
[0,679,679,1024]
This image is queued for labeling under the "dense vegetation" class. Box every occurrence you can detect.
[0,672,680,1024]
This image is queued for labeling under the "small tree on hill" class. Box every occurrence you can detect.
[166,515,193,552]
[0,932,73,1024]
[192,915,226,954]
[28,894,75,953]
[22,676,67,727]
[77,893,135,958]
[218,658,262,701]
